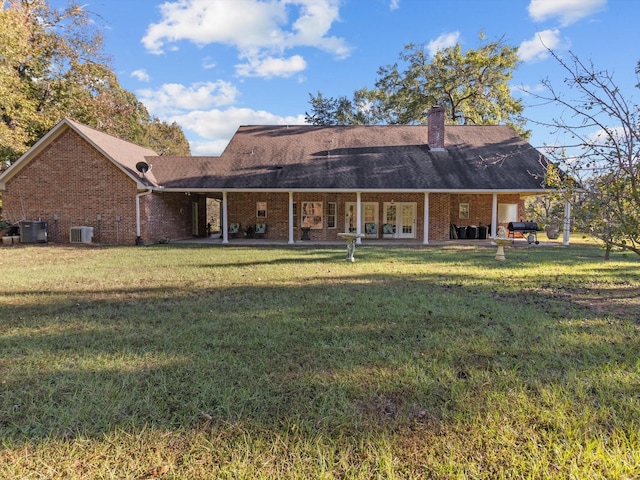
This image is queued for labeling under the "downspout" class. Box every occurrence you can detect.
[136,188,153,245]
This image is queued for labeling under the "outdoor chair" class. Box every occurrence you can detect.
[254,223,267,238]
[229,223,240,238]
[365,222,378,236]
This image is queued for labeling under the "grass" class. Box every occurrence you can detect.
[0,240,639,478]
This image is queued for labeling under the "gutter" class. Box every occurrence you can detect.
[135,188,153,245]
[155,187,556,194]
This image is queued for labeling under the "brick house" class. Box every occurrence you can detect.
[0,107,553,245]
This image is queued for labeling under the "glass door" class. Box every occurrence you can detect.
[398,203,416,238]
[383,202,416,239]
[345,202,379,236]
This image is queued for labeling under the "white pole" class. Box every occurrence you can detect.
[563,200,571,246]
[356,192,362,244]
[491,193,498,238]
[423,193,429,245]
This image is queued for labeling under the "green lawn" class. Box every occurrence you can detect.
[1,242,638,479]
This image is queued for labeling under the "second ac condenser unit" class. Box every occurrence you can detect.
[70,226,93,243]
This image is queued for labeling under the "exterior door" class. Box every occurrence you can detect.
[383,202,416,239]
[345,202,379,236]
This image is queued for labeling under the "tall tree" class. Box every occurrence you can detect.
[0,0,190,168]
[306,34,528,137]
[534,51,640,258]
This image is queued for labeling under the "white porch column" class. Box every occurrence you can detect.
[563,200,571,246]
[491,193,498,238]
[288,192,295,244]
[423,192,429,245]
[356,192,362,244]
[221,191,229,244]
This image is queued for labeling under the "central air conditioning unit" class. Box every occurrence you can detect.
[70,226,94,244]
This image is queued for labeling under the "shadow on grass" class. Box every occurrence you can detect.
[1,264,638,446]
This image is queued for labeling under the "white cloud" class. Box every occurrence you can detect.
[528,0,606,26]
[141,0,350,78]
[201,57,216,70]
[171,107,307,155]
[510,83,547,97]
[131,69,150,82]
[427,31,460,57]
[518,29,566,62]
[235,55,307,78]
[389,0,400,10]
[190,139,233,156]
[137,81,240,116]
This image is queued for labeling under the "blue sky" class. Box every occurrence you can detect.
[62,0,638,156]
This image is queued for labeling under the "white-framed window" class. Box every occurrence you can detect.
[327,202,337,229]
[459,203,469,219]
[257,201,267,218]
[302,202,323,229]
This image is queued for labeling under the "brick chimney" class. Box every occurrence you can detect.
[428,106,445,151]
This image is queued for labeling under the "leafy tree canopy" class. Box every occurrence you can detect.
[306,34,528,138]
[0,0,190,168]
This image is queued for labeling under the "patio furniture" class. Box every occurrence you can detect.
[365,222,378,236]
[229,223,240,238]
[254,223,266,238]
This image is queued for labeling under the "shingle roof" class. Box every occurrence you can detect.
[149,124,549,191]
[1,119,550,193]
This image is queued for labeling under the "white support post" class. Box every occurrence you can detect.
[563,200,571,246]
[356,192,362,244]
[491,193,498,238]
[222,191,229,244]
[423,192,430,245]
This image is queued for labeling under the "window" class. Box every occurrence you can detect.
[498,203,518,223]
[459,203,469,219]
[301,202,323,229]
[327,202,336,229]
[257,201,267,218]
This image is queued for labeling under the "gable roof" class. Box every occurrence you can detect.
[0,118,159,189]
[151,125,550,192]
[1,120,551,194]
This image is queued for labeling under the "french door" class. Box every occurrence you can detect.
[345,202,379,237]
[383,202,416,239]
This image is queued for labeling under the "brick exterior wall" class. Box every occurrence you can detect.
[226,192,525,242]
[144,192,207,243]
[2,127,525,245]
[1,129,200,245]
